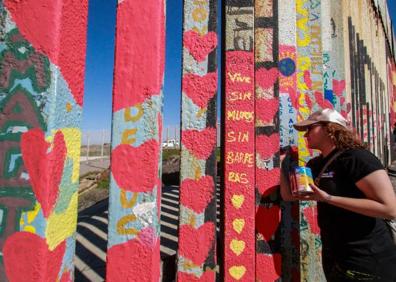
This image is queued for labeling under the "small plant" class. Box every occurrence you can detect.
[162,148,180,161]
[97,178,110,189]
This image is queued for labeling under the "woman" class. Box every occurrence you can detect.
[280,108,396,282]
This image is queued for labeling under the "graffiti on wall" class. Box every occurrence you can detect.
[0,0,395,281]
[106,0,165,281]
[321,0,348,115]
[224,1,255,281]
[0,28,45,281]
[278,0,300,280]
[253,0,283,281]
[389,57,396,128]
[348,17,389,162]
[177,0,218,280]
[1,0,88,280]
[295,0,325,280]
[296,0,313,162]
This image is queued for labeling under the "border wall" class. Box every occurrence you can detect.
[0,0,395,281]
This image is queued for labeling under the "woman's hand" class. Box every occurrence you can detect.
[295,183,332,202]
[295,170,396,219]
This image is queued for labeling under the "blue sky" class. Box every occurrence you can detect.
[82,0,396,132]
[82,0,183,132]
[389,1,396,43]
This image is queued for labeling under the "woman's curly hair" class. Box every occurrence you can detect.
[323,122,366,150]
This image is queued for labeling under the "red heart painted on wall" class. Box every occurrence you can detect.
[256,98,279,123]
[256,68,279,89]
[21,128,66,218]
[256,205,281,242]
[111,140,159,192]
[341,103,352,119]
[183,30,218,62]
[4,0,88,105]
[179,222,215,265]
[182,127,216,160]
[256,168,280,197]
[256,253,282,281]
[182,72,217,109]
[256,134,279,160]
[346,102,352,113]
[107,234,160,281]
[333,79,346,97]
[177,271,215,282]
[3,232,65,282]
[180,176,214,214]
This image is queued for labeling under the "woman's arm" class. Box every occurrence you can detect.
[308,170,396,220]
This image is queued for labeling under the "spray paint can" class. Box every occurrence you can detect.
[291,166,314,195]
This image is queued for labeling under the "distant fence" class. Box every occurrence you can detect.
[162,124,221,147]
[81,130,111,158]
[81,125,221,156]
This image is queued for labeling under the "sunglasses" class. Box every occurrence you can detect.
[305,123,322,133]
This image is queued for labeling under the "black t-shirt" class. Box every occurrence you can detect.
[307,148,396,258]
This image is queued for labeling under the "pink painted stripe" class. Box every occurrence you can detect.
[224,51,255,281]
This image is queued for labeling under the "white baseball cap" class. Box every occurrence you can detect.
[293,108,348,131]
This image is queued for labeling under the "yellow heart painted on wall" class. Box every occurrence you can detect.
[232,218,245,234]
[230,239,245,256]
[231,195,245,209]
[229,265,246,280]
